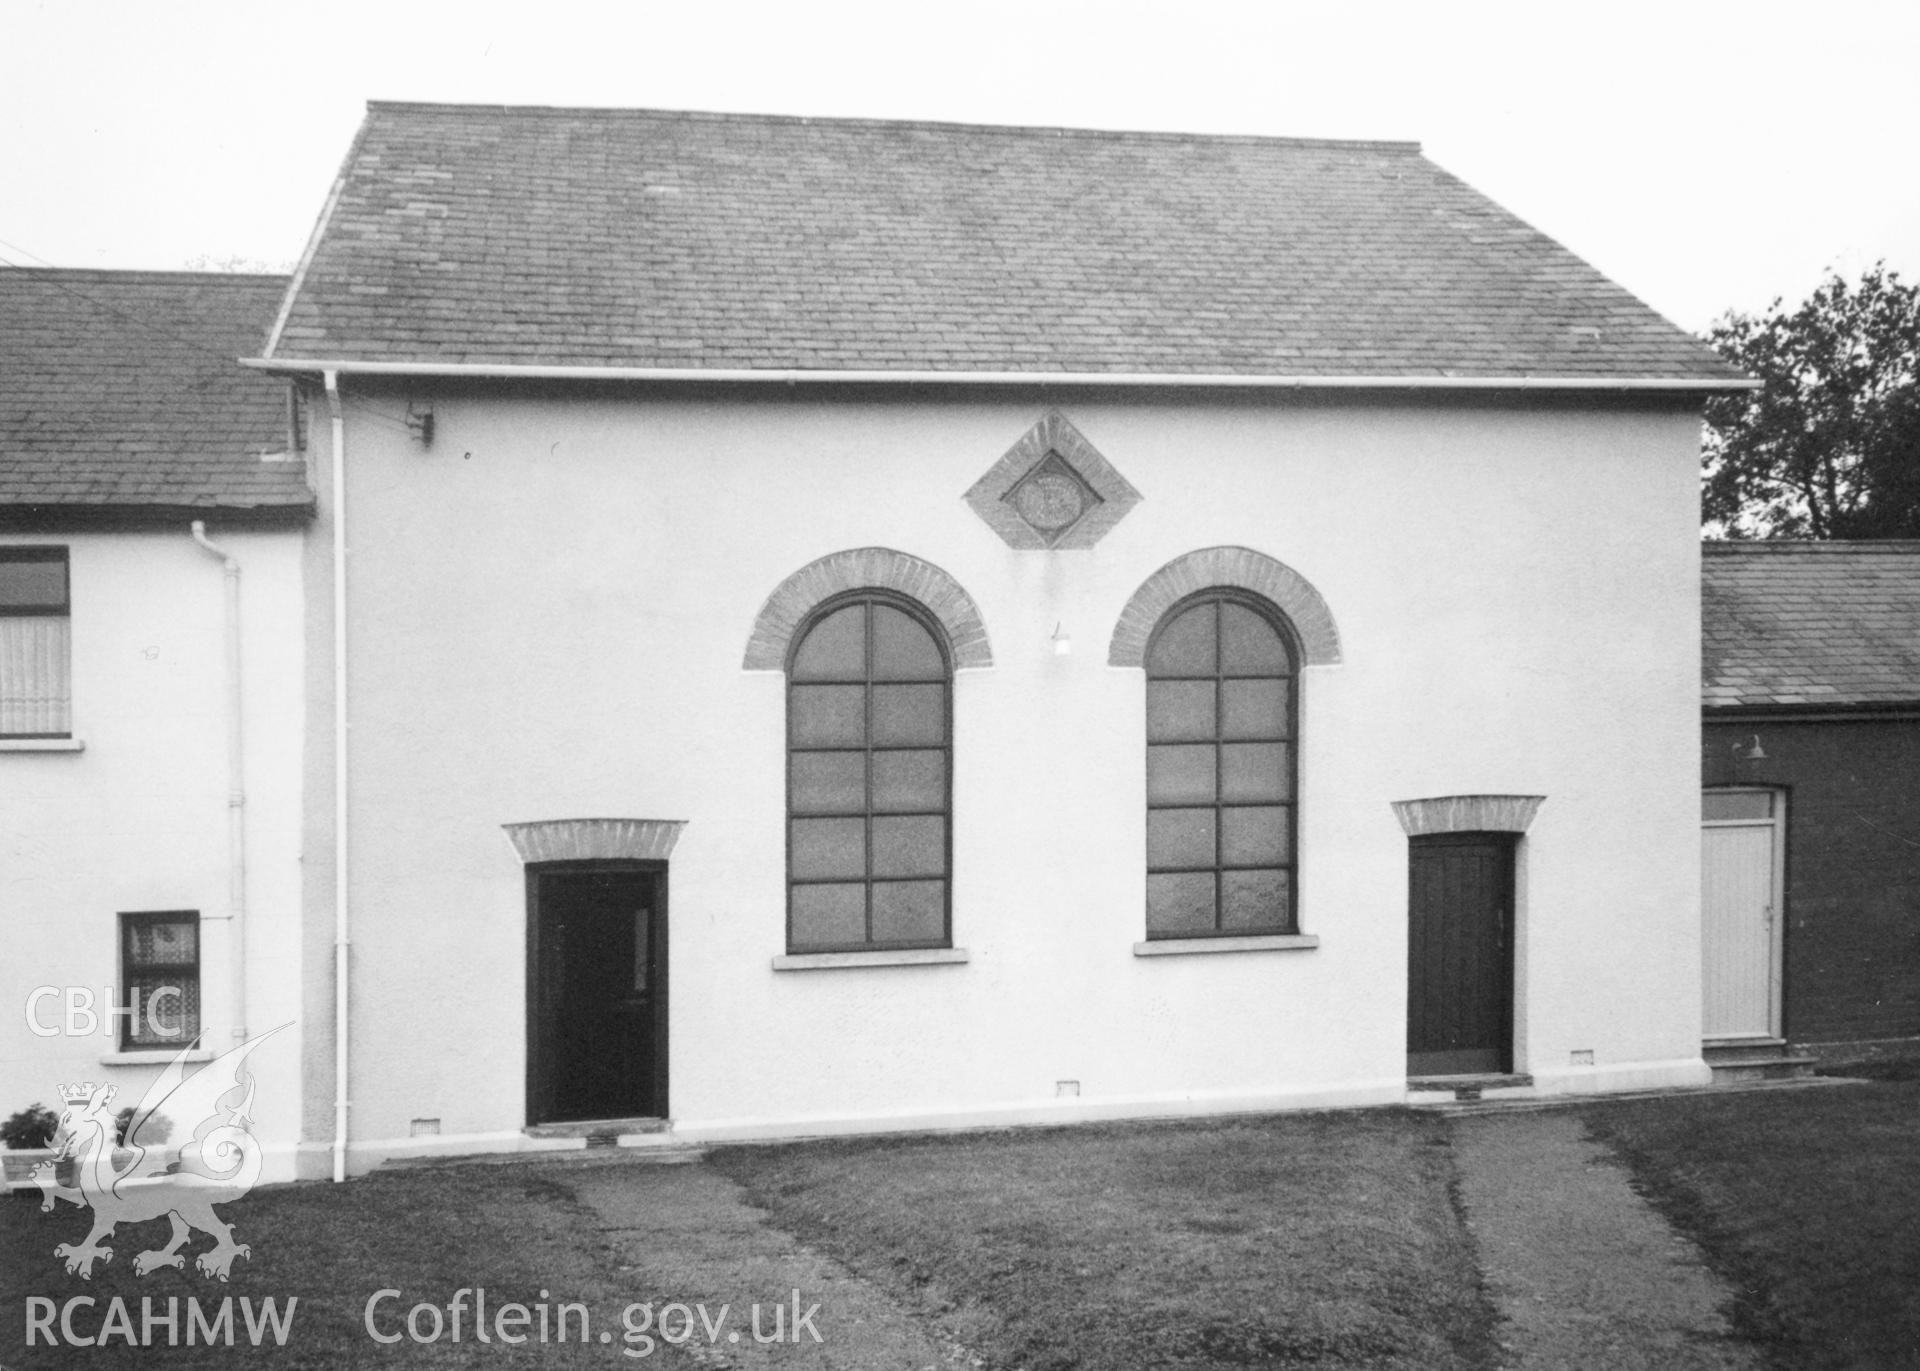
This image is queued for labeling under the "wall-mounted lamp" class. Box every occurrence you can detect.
[406,403,435,447]
[1049,622,1072,656]
[1731,735,1766,762]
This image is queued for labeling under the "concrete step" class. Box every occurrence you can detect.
[525,1116,671,1139]
[381,1143,707,1172]
[1704,1043,1817,1085]
[1407,1072,1535,1103]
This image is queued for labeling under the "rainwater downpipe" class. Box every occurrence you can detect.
[188,521,247,1049]
[325,369,351,1183]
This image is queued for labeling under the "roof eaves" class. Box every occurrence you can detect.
[241,358,1761,393]
[0,497,316,533]
[1705,700,1920,720]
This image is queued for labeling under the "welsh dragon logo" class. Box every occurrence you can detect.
[33,1025,284,1281]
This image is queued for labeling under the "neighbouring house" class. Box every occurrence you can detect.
[239,101,1754,1174]
[1702,540,1920,1072]
[0,269,312,1182]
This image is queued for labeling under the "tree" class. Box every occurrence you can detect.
[1701,263,1920,539]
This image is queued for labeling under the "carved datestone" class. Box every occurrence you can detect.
[964,412,1141,550]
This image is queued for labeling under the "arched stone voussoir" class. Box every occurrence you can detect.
[1390,795,1546,836]
[502,818,688,863]
[744,547,993,671]
[1108,546,1342,667]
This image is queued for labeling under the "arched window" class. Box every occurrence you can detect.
[1145,591,1298,938]
[787,592,952,952]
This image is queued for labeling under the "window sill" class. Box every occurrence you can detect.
[772,948,971,972]
[99,1048,213,1066]
[0,737,84,752]
[1133,934,1320,957]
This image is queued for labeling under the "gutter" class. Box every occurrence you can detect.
[1704,704,1920,724]
[325,370,352,1184]
[240,358,1761,393]
[0,504,314,534]
[188,522,247,1047]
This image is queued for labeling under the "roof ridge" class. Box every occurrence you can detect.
[1,267,288,285]
[1704,540,1920,554]
[359,100,1424,153]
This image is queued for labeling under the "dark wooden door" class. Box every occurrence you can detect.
[1407,833,1514,1076]
[528,866,666,1124]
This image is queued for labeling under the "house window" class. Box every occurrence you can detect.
[787,592,951,952]
[0,547,71,738]
[120,912,201,1049]
[1145,591,1298,937]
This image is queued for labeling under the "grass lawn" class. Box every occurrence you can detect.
[3,1110,1500,1369]
[2,1164,706,1368]
[1582,1069,1920,1371]
[34,1079,1912,1371]
[710,1109,1500,1371]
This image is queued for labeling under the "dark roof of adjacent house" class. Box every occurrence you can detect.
[263,102,1745,385]
[1,269,312,518]
[1703,541,1920,710]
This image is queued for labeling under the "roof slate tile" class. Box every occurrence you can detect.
[268,103,1742,381]
[1,270,312,511]
[1703,542,1920,709]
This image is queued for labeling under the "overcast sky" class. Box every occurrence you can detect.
[3,0,1914,334]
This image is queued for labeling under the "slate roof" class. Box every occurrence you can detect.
[1703,542,1920,710]
[1,269,311,514]
[265,103,1745,383]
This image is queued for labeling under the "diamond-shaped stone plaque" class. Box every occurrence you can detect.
[964,412,1141,550]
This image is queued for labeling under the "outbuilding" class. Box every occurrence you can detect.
[1702,540,1920,1072]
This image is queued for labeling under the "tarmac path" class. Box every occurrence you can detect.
[569,1160,962,1371]
[1450,1110,1758,1370]
[555,1104,1762,1370]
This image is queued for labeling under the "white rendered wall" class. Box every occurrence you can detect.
[0,527,308,1181]
[317,388,1706,1164]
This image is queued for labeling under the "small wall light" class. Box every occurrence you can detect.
[406,403,435,446]
[1732,735,1767,762]
[1050,622,1072,656]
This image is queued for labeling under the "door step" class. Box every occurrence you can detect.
[382,1141,706,1172]
[1408,1072,1535,1103]
[526,1117,672,1141]
[1704,1043,1817,1084]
